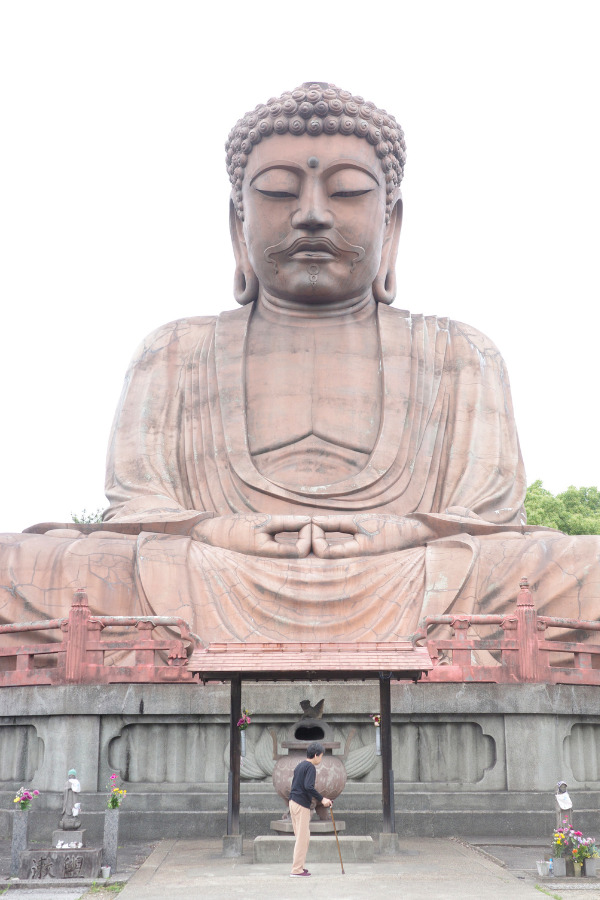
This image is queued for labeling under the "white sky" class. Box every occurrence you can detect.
[1,0,599,533]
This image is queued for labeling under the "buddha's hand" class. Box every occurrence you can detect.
[191,514,311,558]
[311,514,435,559]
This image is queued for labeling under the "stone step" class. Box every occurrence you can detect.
[253,835,374,864]
[122,789,600,814]
[4,788,600,816]
[6,806,600,843]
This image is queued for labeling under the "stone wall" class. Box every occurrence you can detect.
[1,682,599,839]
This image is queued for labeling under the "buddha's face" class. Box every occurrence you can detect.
[240,133,390,305]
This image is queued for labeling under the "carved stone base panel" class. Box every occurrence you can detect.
[394,721,496,784]
[0,724,41,782]
[565,723,600,781]
[19,848,101,879]
[107,720,229,784]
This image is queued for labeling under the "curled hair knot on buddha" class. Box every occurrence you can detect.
[225,82,406,224]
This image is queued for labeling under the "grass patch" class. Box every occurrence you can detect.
[84,882,127,895]
[534,885,562,900]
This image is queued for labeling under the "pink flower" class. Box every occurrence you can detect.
[110,774,117,780]
[33,790,39,796]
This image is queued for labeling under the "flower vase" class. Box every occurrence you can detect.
[375,728,381,756]
[574,861,583,877]
[553,857,566,877]
[584,858,599,877]
[240,729,246,758]
[11,808,28,876]
[103,807,120,874]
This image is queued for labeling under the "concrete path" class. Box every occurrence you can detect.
[2,837,599,899]
[2,892,86,899]
[116,837,596,900]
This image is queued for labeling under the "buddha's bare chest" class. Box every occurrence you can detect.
[245,312,381,485]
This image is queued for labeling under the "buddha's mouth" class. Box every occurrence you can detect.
[287,238,338,260]
[265,232,366,273]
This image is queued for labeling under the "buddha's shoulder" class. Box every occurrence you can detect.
[384,306,502,357]
[142,315,218,347]
[128,315,218,367]
[380,307,505,372]
[447,318,505,363]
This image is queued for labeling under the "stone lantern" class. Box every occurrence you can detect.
[271,708,347,834]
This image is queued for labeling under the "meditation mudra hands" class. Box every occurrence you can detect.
[191,513,434,559]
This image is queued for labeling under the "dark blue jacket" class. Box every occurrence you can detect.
[289,759,324,809]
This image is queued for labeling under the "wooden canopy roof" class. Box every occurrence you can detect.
[187,640,433,681]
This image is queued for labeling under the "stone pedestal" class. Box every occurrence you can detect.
[253,835,374,864]
[270,819,345,834]
[102,808,119,873]
[52,829,86,847]
[222,834,243,857]
[378,832,400,855]
[11,809,28,876]
[271,717,347,817]
[19,847,101,879]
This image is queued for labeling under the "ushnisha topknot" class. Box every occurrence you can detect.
[226,82,406,224]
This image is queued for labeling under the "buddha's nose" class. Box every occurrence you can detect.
[291,185,334,230]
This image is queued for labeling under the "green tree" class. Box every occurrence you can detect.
[525,481,600,535]
[71,508,104,524]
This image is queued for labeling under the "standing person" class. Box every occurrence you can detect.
[289,742,333,877]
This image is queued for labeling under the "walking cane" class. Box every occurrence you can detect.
[330,805,345,875]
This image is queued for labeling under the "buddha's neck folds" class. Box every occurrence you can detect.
[258,289,374,319]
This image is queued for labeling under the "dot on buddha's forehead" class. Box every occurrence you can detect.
[307,157,319,168]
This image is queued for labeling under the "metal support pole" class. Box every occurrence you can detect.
[226,771,233,835]
[228,675,242,835]
[379,673,394,833]
[389,768,396,834]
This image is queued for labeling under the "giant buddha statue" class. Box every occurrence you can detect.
[1,83,599,645]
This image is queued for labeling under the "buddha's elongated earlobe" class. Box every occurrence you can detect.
[372,198,403,305]
[230,199,259,305]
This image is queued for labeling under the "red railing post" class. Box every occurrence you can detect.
[135,621,155,666]
[64,588,90,682]
[451,617,471,667]
[500,615,518,669]
[15,652,33,671]
[86,618,104,665]
[515,577,540,682]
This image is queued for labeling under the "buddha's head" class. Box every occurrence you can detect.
[226,83,406,308]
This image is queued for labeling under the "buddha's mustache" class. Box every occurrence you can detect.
[264,232,366,273]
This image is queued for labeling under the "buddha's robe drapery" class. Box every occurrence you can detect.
[1,303,599,642]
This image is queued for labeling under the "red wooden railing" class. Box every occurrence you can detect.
[1,579,599,686]
[0,588,200,685]
[414,578,600,685]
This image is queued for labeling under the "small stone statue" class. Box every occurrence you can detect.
[300,699,325,719]
[555,780,573,829]
[59,768,82,830]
